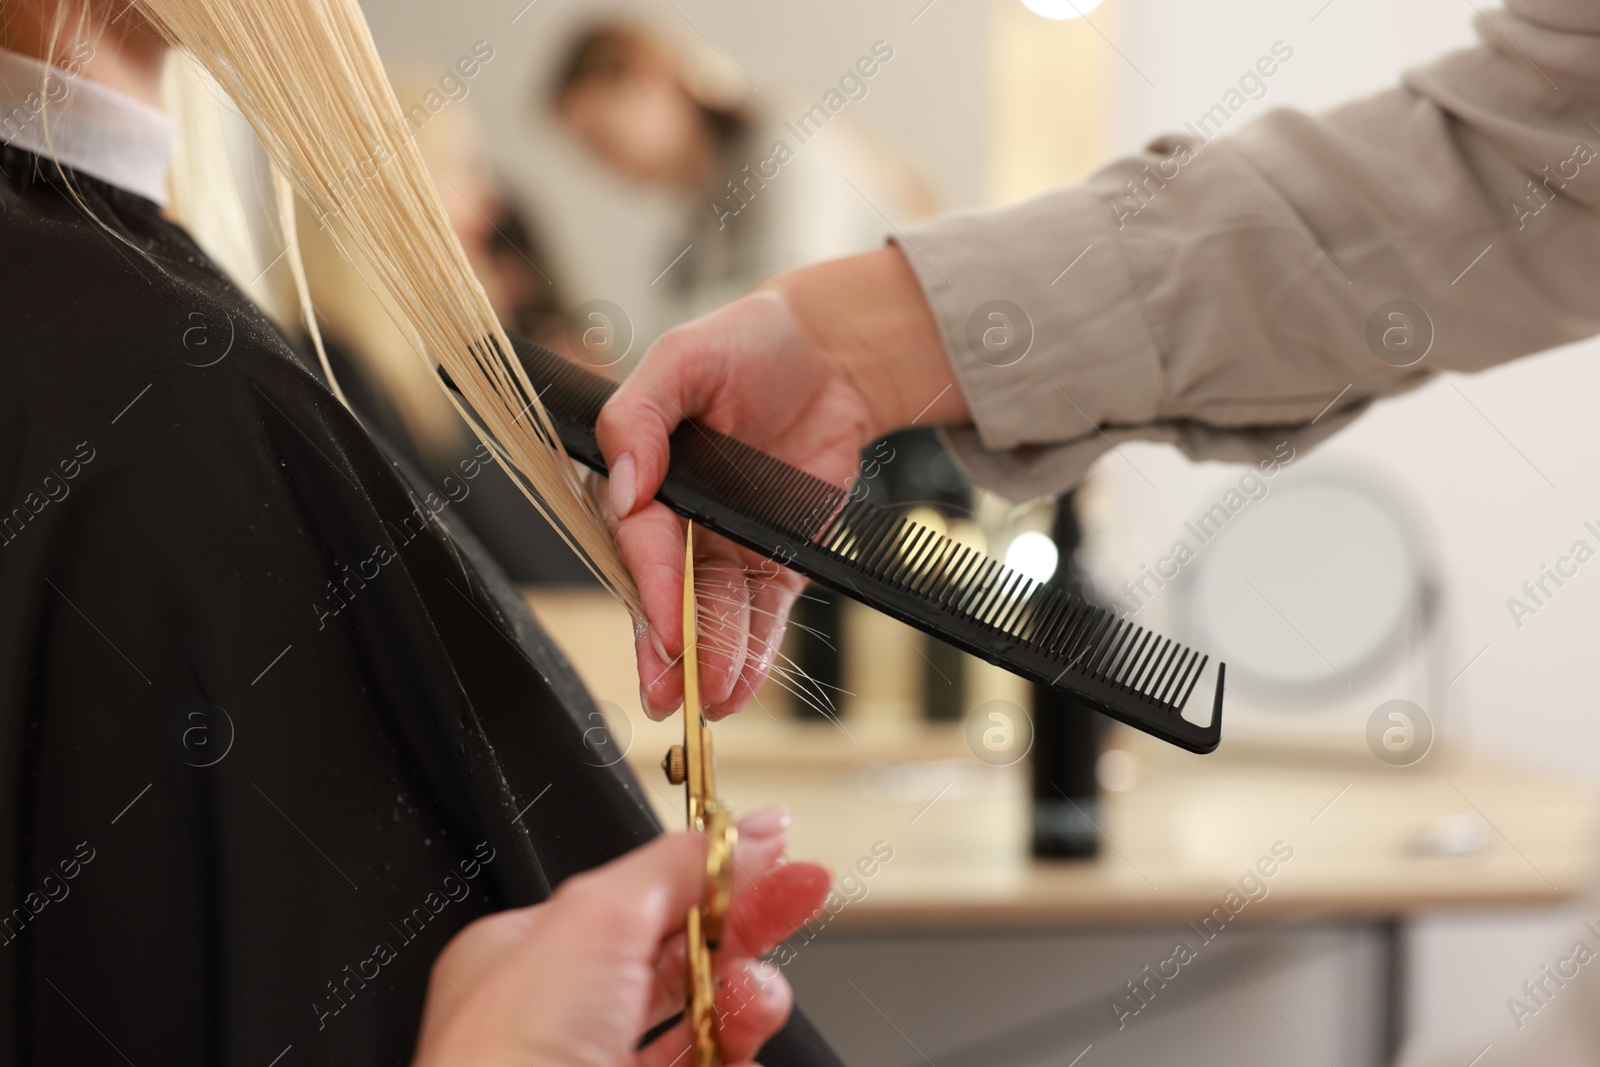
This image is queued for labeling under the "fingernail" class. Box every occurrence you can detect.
[610,452,636,518]
[648,625,672,667]
[639,683,657,719]
[739,806,791,839]
[745,957,786,995]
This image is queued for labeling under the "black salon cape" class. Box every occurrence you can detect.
[0,146,842,1067]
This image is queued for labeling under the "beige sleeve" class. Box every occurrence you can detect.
[897,0,1600,502]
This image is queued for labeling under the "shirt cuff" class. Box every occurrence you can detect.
[891,179,1166,501]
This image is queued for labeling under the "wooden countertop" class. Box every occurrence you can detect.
[527,588,1600,931]
[706,741,1598,930]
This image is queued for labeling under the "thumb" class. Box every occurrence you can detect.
[596,328,725,520]
[545,830,711,947]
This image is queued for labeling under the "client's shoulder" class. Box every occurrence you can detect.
[0,173,347,451]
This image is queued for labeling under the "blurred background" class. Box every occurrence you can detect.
[317,0,1600,1063]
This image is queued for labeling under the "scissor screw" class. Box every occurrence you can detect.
[663,745,687,785]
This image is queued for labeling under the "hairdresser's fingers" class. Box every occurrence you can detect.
[644,807,798,1023]
[709,557,808,720]
[599,288,823,523]
[646,930,689,1024]
[637,1016,699,1067]
[614,509,759,715]
[615,510,772,717]
[638,967,789,1067]
[415,833,711,1064]
[713,958,796,1061]
[646,857,831,1021]
[423,899,547,996]
[593,463,686,719]
[731,806,793,883]
[721,860,832,959]
[640,862,826,1063]
[693,540,753,708]
[640,909,809,1065]
[538,832,709,950]
[596,323,729,522]
[632,623,684,721]
[640,940,796,1042]
[614,499,687,718]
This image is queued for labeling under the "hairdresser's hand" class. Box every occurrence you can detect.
[598,245,967,719]
[411,808,829,1067]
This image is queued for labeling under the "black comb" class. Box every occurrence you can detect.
[475,335,1223,753]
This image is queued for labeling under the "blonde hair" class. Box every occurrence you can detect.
[123,0,639,607]
[288,75,494,467]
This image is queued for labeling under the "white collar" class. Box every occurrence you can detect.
[0,45,174,205]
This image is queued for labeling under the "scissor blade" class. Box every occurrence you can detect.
[682,524,706,815]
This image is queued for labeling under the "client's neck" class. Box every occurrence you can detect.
[0,6,168,109]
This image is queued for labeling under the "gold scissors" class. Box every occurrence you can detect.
[661,522,735,1067]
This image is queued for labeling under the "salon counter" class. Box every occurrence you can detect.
[697,732,1599,930]
[527,588,1600,930]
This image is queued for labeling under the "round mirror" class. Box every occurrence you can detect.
[1181,474,1427,694]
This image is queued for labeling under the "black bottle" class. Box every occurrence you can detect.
[787,588,842,722]
[877,429,971,722]
[1030,490,1107,858]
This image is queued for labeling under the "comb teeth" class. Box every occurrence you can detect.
[493,334,1223,753]
[807,503,1210,705]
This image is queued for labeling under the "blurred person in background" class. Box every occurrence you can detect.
[549,21,939,324]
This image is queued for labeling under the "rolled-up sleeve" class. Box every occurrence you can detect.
[897,0,1600,501]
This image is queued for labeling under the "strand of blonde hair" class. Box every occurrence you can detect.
[137,0,640,609]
